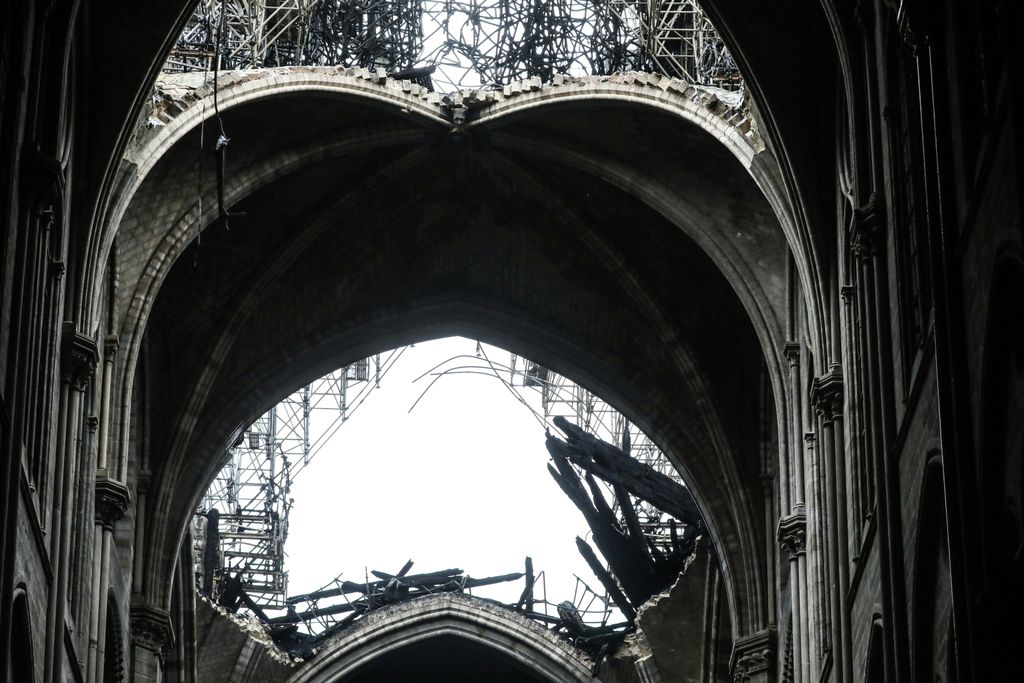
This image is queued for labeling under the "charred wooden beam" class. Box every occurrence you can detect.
[516,556,535,612]
[547,415,702,526]
[575,537,636,622]
[464,572,524,589]
[274,567,523,625]
[548,450,663,606]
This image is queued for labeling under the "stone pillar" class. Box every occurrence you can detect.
[853,201,906,683]
[782,342,810,683]
[839,284,865,530]
[130,604,174,683]
[778,510,807,683]
[89,478,129,682]
[96,336,117,474]
[804,431,827,666]
[45,325,98,683]
[731,629,776,683]
[812,369,851,682]
[87,335,121,682]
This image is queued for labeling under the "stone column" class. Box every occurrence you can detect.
[45,325,97,683]
[97,336,117,474]
[731,629,776,683]
[782,343,811,683]
[778,511,807,683]
[812,369,851,682]
[89,478,129,682]
[129,604,174,683]
[88,335,121,683]
[853,201,905,683]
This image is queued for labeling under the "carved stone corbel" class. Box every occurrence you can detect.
[731,628,777,682]
[61,323,98,391]
[129,603,174,660]
[783,342,800,368]
[104,334,120,359]
[811,369,845,424]
[778,510,808,559]
[840,285,855,304]
[851,196,884,262]
[95,477,131,529]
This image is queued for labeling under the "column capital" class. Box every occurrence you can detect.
[61,323,98,390]
[777,510,807,558]
[130,603,174,660]
[104,334,120,358]
[96,476,131,529]
[731,628,776,682]
[851,195,884,260]
[811,368,844,423]
[783,342,800,366]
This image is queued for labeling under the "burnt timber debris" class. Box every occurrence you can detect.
[207,559,628,660]
[546,416,703,613]
[199,418,701,664]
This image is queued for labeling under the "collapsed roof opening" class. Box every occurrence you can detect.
[190,337,708,663]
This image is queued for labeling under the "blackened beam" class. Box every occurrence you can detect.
[287,568,464,603]
[547,416,701,526]
[547,448,664,605]
[516,556,535,611]
[370,567,463,584]
[575,537,637,622]
[275,571,523,622]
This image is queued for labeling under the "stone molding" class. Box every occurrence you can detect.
[95,477,131,529]
[61,323,99,390]
[778,509,808,558]
[731,628,776,682]
[129,603,174,659]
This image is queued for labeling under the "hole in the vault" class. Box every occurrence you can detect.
[191,336,704,662]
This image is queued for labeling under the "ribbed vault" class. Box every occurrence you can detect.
[111,70,794,644]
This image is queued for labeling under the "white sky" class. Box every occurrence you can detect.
[284,336,615,618]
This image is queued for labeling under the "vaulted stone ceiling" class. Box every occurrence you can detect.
[118,74,787,637]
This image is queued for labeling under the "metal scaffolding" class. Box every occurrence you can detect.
[193,340,693,646]
[192,352,403,613]
[511,354,685,542]
[164,0,740,92]
[416,346,690,555]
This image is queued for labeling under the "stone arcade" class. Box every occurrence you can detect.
[2,1,1023,681]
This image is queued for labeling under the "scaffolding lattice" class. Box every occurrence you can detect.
[509,352,688,553]
[193,354,396,613]
[193,341,691,629]
[164,0,741,93]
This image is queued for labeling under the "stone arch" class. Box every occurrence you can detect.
[143,306,760,642]
[864,617,886,683]
[7,587,36,682]
[104,70,790,641]
[91,68,811,369]
[289,594,597,683]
